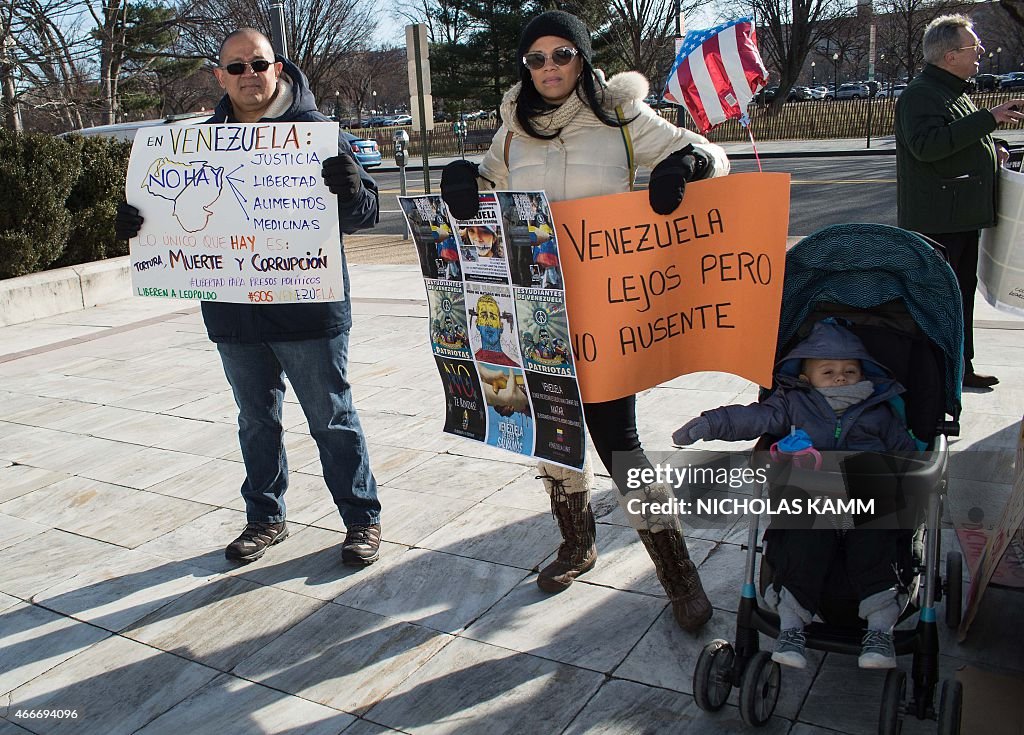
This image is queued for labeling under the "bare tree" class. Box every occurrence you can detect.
[748,0,846,109]
[2,1,24,130]
[600,0,678,80]
[180,0,377,100]
[393,0,473,44]
[325,46,404,123]
[874,0,968,84]
[3,0,95,130]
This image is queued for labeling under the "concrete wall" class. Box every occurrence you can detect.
[0,257,132,327]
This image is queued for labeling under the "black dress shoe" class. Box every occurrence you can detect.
[225,521,288,563]
[963,372,999,388]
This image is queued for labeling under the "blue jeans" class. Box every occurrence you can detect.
[216,331,380,527]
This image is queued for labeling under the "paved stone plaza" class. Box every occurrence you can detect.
[1,260,1022,734]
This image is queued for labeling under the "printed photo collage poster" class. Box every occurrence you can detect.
[399,192,587,470]
[125,122,344,304]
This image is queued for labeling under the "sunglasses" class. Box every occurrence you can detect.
[221,59,273,75]
[522,47,579,71]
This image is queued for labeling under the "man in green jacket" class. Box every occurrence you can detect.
[895,14,1024,389]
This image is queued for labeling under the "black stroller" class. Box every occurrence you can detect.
[691,224,966,733]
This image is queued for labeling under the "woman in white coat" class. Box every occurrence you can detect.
[441,10,729,631]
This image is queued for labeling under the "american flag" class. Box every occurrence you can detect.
[663,18,769,133]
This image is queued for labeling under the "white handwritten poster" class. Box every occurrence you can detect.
[124,123,343,304]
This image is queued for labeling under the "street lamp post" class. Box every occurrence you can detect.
[989,51,994,73]
[372,90,377,114]
[333,91,341,122]
[833,52,840,92]
[997,47,1003,73]
[811,61,816,85]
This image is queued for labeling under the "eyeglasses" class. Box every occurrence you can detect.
[953,43,984,54]
[221,59,273,75]
[522,47,579,71]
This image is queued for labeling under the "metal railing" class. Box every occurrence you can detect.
[343,91,1024,158]
[660,91,1024,143]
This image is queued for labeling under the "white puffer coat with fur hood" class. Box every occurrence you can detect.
[477,70,729,201]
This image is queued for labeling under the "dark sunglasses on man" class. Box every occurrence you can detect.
[522,47,578,70]
[222,59,274,75]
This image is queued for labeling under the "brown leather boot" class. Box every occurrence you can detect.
[638,528,712,632]
[537,484,598,593]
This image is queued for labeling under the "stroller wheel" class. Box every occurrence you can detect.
[739,651,780,727]
[878,669,906,735]
[944,551,963,629]
[693,639,735,712]
[937,679,963,735]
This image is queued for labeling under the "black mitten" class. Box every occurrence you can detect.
[647,144,711,215]
[114,202,144,240]
[441,160,480,220]
[672,416,712,446]
[322,153,363,202]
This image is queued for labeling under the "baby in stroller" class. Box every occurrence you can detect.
[673,320,916,670]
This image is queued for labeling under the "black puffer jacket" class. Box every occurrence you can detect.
[201,56,378,343]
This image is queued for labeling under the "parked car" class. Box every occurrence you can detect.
[876,83,908,98]
[835,82,871,99]
[66,113,382,169]
[61,111,209,142]
[807,86,828,100]
[1001,72,1024,89]
[343,131,381,168]
[643,94,675,109]
[786,85,815,101]
[973,73,1001,91]
[389,115,413,126]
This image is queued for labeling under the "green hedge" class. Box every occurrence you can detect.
[0,131,130,280]
[57,136,133,268]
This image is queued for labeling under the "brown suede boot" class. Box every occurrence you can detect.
[638,528,712,632]
[537,485,598,593]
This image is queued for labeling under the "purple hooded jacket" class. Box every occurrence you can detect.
[700,321,917,452]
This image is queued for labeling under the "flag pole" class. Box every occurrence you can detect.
[744,117,763,172]
[674,4,686,127]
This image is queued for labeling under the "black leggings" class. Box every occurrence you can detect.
[583,394,652,493]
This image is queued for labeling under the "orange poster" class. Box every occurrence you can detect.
[550,172,790,403]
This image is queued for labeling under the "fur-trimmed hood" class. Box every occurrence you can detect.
[499,70,650,136]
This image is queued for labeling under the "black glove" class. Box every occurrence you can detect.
[115,202,144,240]
[322,153,363,202]
[441,160,480,220]
[647,144,711,215]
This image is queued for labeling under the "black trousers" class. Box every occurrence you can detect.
[764,528,910,615]
[583,394,651,494]
[923,229,980,373]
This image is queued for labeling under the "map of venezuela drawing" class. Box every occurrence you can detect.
[143,158,225,232]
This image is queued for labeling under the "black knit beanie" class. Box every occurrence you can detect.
[516,11,593,65]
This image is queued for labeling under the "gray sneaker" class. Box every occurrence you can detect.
[859,630,897,669]
[772,627,807,669]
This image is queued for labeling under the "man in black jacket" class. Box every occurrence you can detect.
[895,14,1024,389]
[116,28,382,565]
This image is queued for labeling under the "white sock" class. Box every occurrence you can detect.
[860,589,900,632]
[777,587,813,631]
